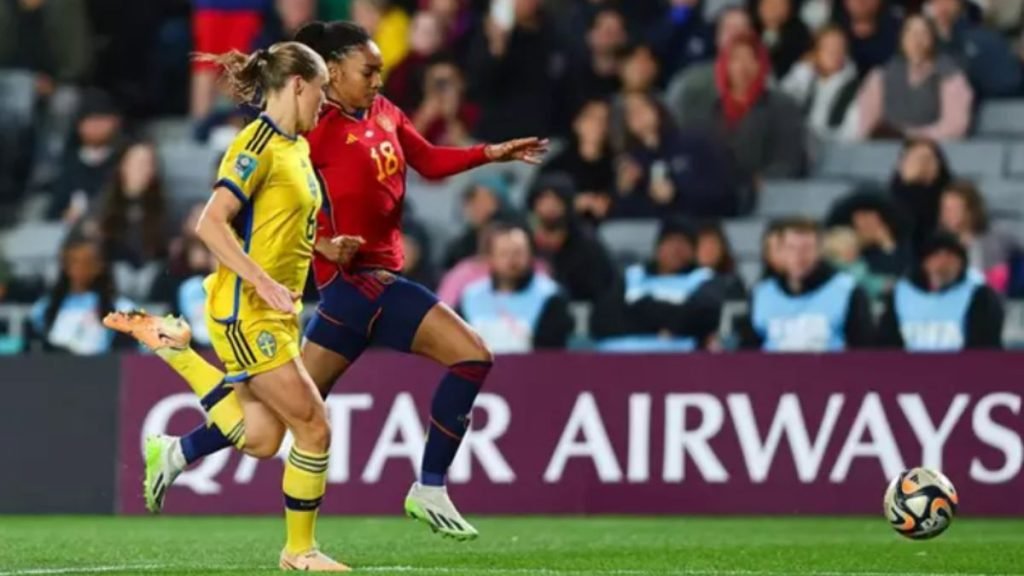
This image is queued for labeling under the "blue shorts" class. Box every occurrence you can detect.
[304,269,439,362]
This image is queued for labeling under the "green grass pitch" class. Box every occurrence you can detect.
[1,516,1022,576]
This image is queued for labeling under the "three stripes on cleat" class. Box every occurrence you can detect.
[425,509,465,533]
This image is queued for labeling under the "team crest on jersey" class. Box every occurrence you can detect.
[234,153,259,182]
[256,331,277,358]
[376,115,395,133]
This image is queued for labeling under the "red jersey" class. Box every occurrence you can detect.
[308,97,489,287]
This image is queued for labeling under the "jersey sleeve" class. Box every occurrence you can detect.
[394,105,489,179]
[214,130,273,204]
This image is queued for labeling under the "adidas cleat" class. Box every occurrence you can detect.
[143,434,186,514]
[404,482,479,541]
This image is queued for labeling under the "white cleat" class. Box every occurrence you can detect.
[143,434,186,514]
[403,482,479,541]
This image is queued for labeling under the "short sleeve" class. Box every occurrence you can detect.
[214,130,273,204]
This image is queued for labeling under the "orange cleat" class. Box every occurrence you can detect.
[102,310,192,352]
[279,549,351,572]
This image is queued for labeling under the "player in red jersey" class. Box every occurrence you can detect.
[295,21,546,539]
[118,20,547,541]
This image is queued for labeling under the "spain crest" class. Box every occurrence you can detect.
[376,115,396,133]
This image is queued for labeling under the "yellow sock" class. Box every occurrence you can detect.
[283,446,329,554]
[156,347,245,448]
[155,347,224,397]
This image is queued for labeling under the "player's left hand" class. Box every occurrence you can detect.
[485,137,549,165]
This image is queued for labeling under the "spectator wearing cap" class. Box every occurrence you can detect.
[685,33,807,180]
[827,186,912,281]
[750,0,812,79]
[541,100,615,225]
[742,218,874,351]
[591,217,725,352]
[927,0,1021,98]
[48,90,124,223]
[528,173,615,302]
[384,11,445,113]
[467,0,564,141]
[890,137,953,256]
[780,25,862,141]
[612,92,745,219]
[666,6,754,128]
[457,223,573,354]
[878,232,1003,350]
[833,0,902,75]
[857,14,973,141]
[938,181,1020,291]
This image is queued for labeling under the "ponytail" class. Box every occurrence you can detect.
[194,42,327,107]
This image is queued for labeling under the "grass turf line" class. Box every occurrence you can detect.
[0,517,1022,575]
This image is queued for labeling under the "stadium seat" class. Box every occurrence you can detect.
[977,180,1024,218]
[737,258,762,289]
[976,101,1024,138]
[758,180,853,219]
[944,142,1005,179]
[723,218,766,260]
[159,144,219,202]
[818,141,1006,181]
[1,222,67,277]
[1008,143,1024,178]
[598,219,659,264]
[816,142,900,180]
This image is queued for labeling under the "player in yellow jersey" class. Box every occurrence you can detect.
[106,42,349,572]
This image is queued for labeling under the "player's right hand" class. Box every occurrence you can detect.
[254,276,298,314]
[317,235,365,266]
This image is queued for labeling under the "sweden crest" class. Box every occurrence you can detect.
[256,330,277,358]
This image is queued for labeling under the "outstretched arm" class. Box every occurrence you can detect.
[397,111,548,179]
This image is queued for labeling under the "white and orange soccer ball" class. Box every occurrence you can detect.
[883,467,959,540]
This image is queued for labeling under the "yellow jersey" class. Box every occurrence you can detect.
[205,114,322,325]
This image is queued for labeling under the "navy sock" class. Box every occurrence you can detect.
[421,361,491,486]
[180,423,233,465]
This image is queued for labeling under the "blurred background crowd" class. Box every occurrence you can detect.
[3,0,1024,355]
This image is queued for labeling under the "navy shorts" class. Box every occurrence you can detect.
[304,269,439,362]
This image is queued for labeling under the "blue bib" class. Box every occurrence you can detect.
[179,276,212,346]
[752,273,855,352]
[598,265,713,352]
[894,272,982,352]
[31,293,135,355]
[462,274,559,354]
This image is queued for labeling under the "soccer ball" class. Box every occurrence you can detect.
[883,467,959,540]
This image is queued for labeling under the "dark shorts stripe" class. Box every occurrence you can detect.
[234,321,259,364]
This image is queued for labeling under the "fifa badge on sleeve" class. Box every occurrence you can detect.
[234,153,259,182]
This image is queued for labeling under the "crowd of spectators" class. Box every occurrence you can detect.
[1,0,1023,355]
